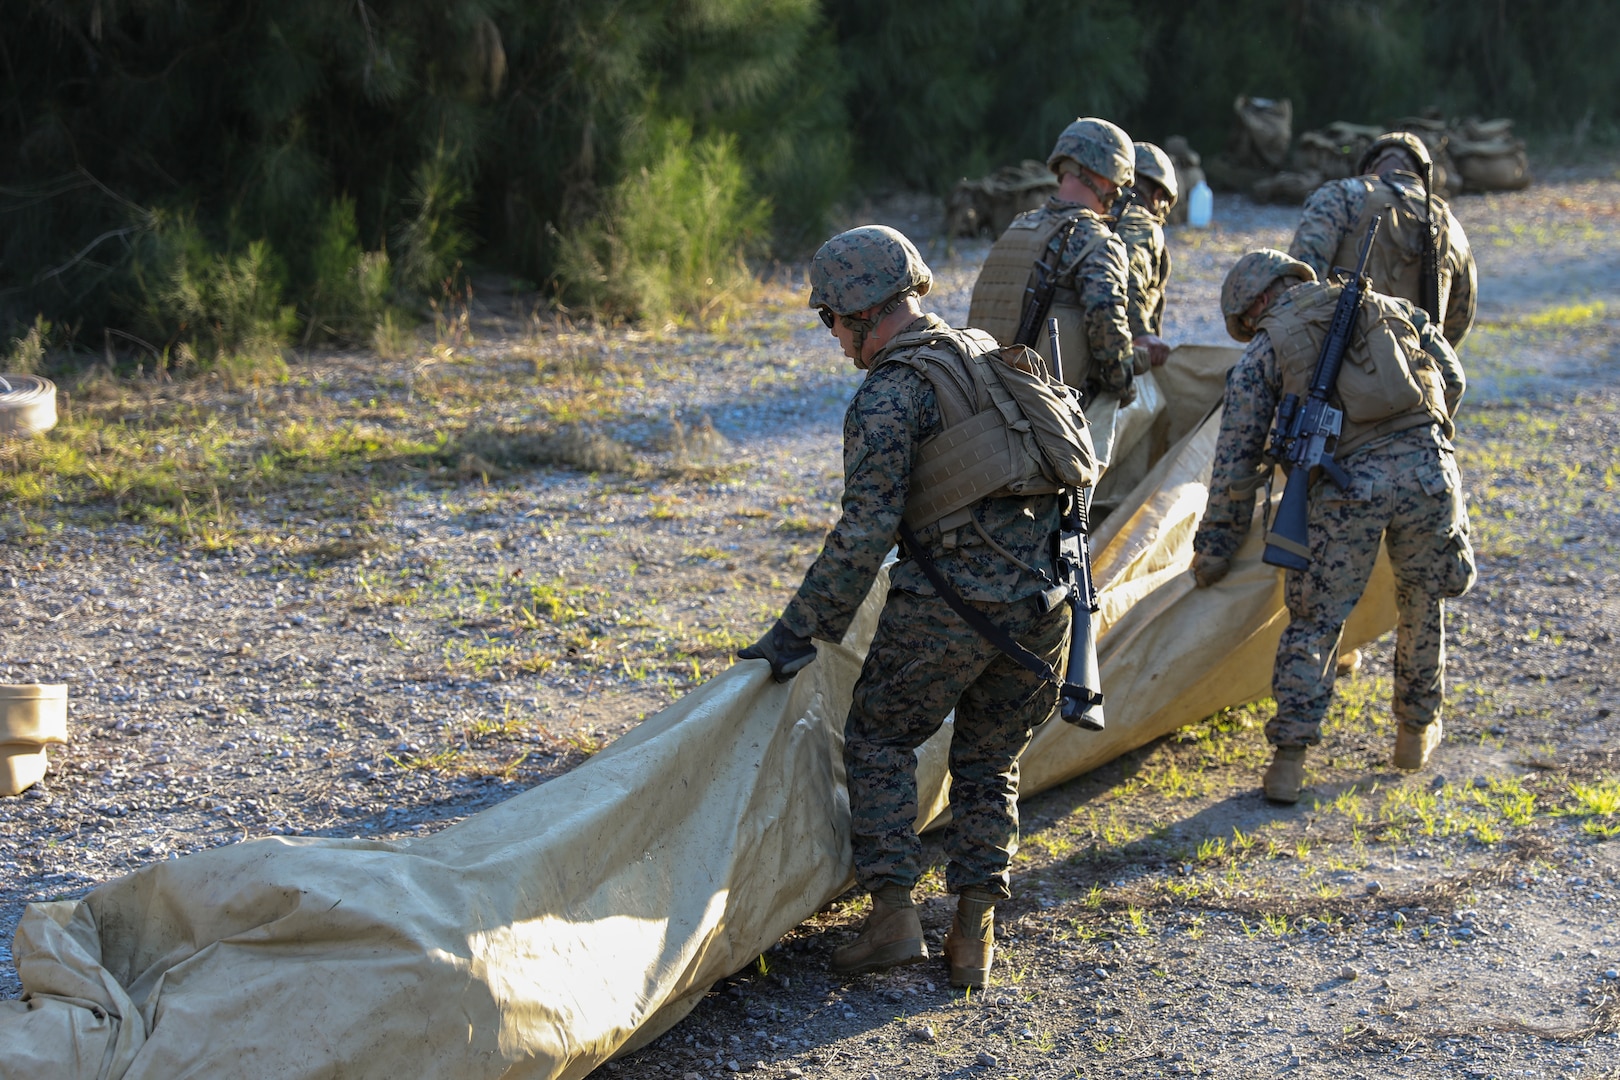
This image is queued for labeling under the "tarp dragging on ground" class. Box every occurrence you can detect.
[1,345,1396,1079]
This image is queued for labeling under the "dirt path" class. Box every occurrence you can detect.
[3,171,1619,1078]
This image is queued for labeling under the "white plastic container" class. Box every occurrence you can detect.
[0,684,68,795]
[0,374,59,438]
[1187,179,1214,228]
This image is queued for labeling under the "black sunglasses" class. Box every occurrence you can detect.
[817,307,837,329]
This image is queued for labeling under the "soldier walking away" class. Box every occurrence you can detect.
[1116,141,1178,367]
[968,117,1153,402]
[1190,250,1476,804]
[1289,131,1477,348]
[738,226,1081,988]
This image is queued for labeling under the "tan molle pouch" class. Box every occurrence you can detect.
[1337,304,1426,425]
[1440,522,1477,598]
[1419,455,1476,598]
[1040,297,1092,393]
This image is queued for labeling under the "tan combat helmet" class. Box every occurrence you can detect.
[1047,117,1134,189]
[1133,142,1179,208]
[1220,249,1317,342]
[1357,130,1432,179]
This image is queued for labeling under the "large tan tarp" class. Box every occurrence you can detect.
[1,345,1396,1080]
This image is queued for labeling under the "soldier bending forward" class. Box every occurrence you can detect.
[738,226,1077,988]
[1190,250,1476,803]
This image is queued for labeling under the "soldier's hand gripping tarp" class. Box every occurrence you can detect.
[1,345,1397,1080]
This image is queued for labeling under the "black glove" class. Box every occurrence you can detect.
[737,621,817,682]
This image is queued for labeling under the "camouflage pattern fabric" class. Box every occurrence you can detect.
[1288,174,1477,347]
[1192,299,1469,747]
[1116,202,1171,338]
[1040,198,1136,393]
[845,588,1067,897]
[808,225,932,316]
[781,313,1065,643]
[778,311,1067,897]
[1047,117,1134,187]
[1268,425,1469,746]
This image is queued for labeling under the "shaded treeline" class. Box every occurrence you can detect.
[3,0,1617,354]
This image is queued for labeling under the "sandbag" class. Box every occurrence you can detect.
[1231,96,1292,170]
[1296,122,1384,181]
[1252,169,1324,205]
[1449,135,1532,192]
[946,159,1058,238]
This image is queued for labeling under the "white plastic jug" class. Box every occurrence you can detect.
[1187,179,1213,228]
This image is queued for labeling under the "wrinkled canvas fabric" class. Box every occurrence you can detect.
[2,345,1396,1080]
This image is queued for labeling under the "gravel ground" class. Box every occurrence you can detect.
[4,167,1620,1079]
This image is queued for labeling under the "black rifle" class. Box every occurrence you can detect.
[1108,184,1146,223]
[1011,218,1081,348]
[1046,317,1105,729]
[1418,153,1441,324]
[1261,213,1383,571]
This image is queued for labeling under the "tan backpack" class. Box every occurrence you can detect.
[879,327,1098,534]
[1328,178,1453,326]
[1261,282,1451,457]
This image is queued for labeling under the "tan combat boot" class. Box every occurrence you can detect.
[1263,746,1307,804]
[944,888,997,990]
[831,885,927,976]
[1335,648,1363,676]
[1393,719,1442,771]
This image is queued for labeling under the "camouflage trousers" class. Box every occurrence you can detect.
[1268,426,1473,748]
[846,588,1067,900]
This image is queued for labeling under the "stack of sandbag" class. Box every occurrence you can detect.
[945,159,1057,238]
[1446,117,1533,192]
[1233,104,1534,206]
[1206,95,1293,192]
[1251,169,1325,205]
[1161,135,1205,225]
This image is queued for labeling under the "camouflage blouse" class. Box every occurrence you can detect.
[781,315,1064,643]
[1115,202,1171,339]
[1192,294,1464,560]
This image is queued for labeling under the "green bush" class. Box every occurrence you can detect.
[306,198,396,344]
[554,120,770,327]
[127,216,295,377]
[394,144,475,297]
[5,316,50,376]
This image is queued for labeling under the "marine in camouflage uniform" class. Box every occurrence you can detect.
[1116,142,1179,349]
[968,118,1140,399]
[1289,131,1477,347]
[1191,250,1474,803]
[739,225,1071,987]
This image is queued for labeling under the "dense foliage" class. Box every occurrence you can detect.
[3,0,1618,354]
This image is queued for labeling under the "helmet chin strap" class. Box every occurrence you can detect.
[840,291,914,369]
[1058,160,1116,209]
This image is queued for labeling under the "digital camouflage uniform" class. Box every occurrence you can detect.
[974,197,1136,393]
[1115,201,1170,338]
[1289,172,1477,347]
[779,312,1067,898]
[1192,287,1471,749]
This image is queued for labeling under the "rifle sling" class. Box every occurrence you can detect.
[1015,217,1083,347]
[896,521,1060,687]
[1263,529,1311,561]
